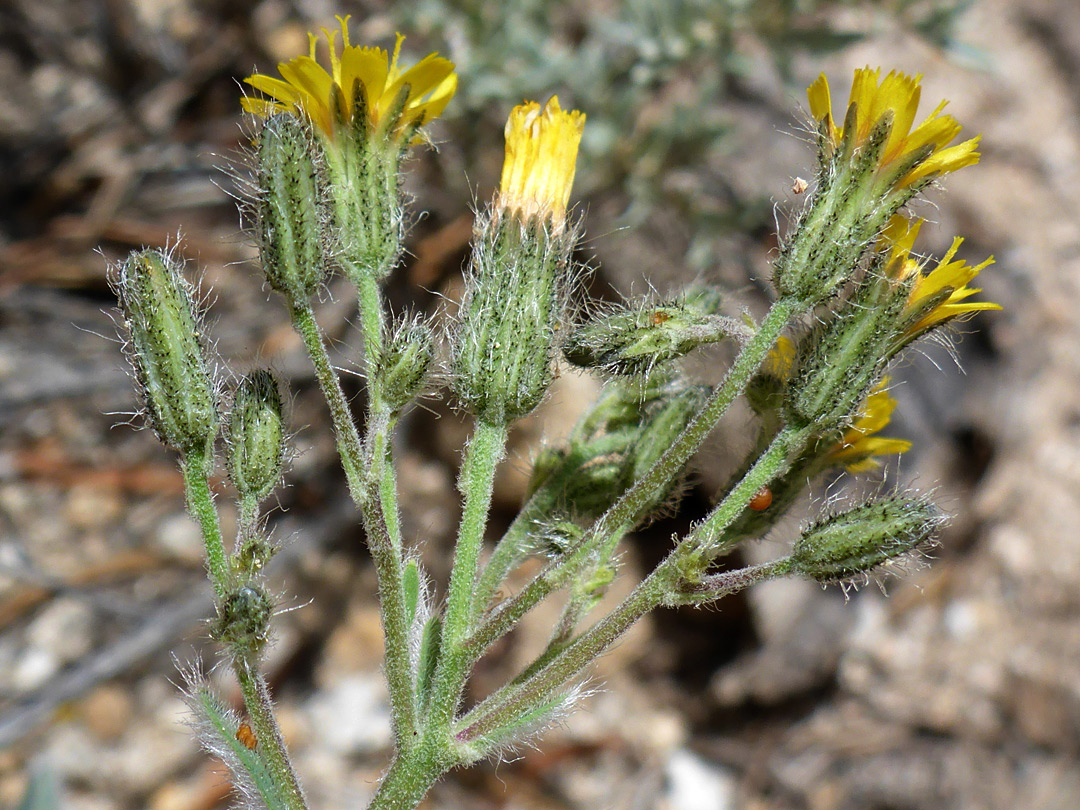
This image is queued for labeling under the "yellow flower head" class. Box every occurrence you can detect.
[242,16,457,141]
[879,214,1001,336]
[498,97,586,227]
[826,378,912,473]
[807,67,980,187]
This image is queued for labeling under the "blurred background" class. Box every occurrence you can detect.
[0,0,1077,807]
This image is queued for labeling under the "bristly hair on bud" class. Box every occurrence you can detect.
[213,584,274,656]
[375,314,437,414]
[451,97,587,424]
[791,496,944,588]
[563,290,747,379]
[253,114,334,304]
[226,369,287,503]
[109,247,220,461]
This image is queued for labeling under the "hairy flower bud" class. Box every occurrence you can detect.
[563,298,741,377]
[622,385,709,491]
[112,249,218,458]
[235,530,276,576]
[785,264,909,432]
[226,370,286,502]
[791,498,943,585]
[773,111,895,304]
[376,316,435,413]
[255,114,331,303]
[213,584,273,654]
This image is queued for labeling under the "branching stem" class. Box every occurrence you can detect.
[290,301,416,748]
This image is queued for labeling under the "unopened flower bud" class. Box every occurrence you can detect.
[111,249,218,458]
[563,301,741,377]
[226,370,285,502]
[235,530,276,576]
[623,385,709,488]
[534,520,586,558]
[376,316,435,413]
[213,584,273,654]
[255,114,331,303]
[791,497,943,584]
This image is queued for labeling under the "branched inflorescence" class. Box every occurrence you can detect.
[107,22,1000,810]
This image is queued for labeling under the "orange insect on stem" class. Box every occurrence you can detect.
[749,486,773,511]
[236,723,258,749]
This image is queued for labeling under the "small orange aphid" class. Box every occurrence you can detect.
[650,310,671,326]
[791,177,809,195]
[749,486,773,511]
[236,723,257,750]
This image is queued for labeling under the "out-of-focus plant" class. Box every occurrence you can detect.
[106,13,998,810]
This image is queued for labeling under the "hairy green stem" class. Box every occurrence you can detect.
[353,265,387,406]
[349,265,406,555]
[235,655,309,810]
[472,434,630,620]
[367,409,403,553]
[290,302,416,747]
[290,304,368,500]
[238,493,260,535]
[465,296,803,657]
[690,425,811,554]
[181,450,305,808]
[181,448,231,600]
[456,426,803,746]
[425,419,509,733]
[367,751,442,810]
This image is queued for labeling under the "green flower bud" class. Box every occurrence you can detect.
[560,457,628,519]
[746,371,786,416]
[773,110,897,304]
[226,370,285,502]
[255,114,331,303]
[563,301,741,377]
[111,249,218,458]
[235,530,276,576]
[452,215,576,423]
[785,266,908,432]
[791,498,943,585]
[213,584,273,653]
[530,381,706,522]
[375,316,435,413]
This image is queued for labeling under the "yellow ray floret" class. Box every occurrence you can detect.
[242,16,457,140]
[827,378,912,472]
[879,214,1001,335]
[807,67,980,186]
[498,97,586,226]
[905,237,1000,334]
